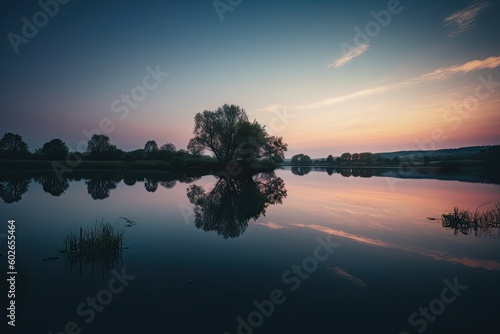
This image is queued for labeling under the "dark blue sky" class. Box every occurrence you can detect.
[1,0,499,156]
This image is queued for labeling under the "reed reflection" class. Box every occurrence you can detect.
[60,221,126,277]
[441,202,500,238]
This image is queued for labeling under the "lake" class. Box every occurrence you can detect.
[1,168,499,333]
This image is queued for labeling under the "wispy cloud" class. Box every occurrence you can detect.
[255,221,287,230]
[444,1,490,37]
[419,56,500,79]
[329,267,368,287]
[328,43,370,68]
[257,104,287,112]
[296,56,500,110]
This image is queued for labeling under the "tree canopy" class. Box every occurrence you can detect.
[144,140,159,153]
[187,104,287,164]
[86,134,123,160]
[291,154,312,165]
[160,143,176,152]
[340,152,352,161]
[39,139,69,159]
[0,132,29,157]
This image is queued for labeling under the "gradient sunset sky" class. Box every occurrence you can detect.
[1,0,499,157]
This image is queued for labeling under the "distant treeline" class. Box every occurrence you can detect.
[289,146,500,167]
[0,132,209,166]
[0,104,287,172]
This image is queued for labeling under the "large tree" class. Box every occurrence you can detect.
[39,138,69,159]
[187,104,287,164]
[0,132,29,156]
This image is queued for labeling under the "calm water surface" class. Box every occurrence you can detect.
[1,169,499,333]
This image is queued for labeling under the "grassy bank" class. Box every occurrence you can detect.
[0,158,278,176]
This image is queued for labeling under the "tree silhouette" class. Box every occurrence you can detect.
[359,152,375,163]
[186,172,287,239]
[86,134,123,160]
[291,154,312,165]
[157,143,176,160]
[38,139,69,159]
[144,140,159,159]
[340,153,352,161]
[0,133,29,158]
[160,143,176,152]
[187,104,287,164]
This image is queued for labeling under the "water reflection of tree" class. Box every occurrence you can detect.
[122,172,198,193]
[144,177,159,192]
[0,176,30,203]
[441,203,500,238]
[0,171,202,202]
[186,172,287,239]
[35,175,70,196]
[160,180,177,189]
[85,175,121,200]
[291,167,311,176]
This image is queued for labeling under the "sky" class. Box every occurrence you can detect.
[0,0,499,158]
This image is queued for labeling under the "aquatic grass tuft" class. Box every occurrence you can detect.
[441,201,500,238]
[62,220,125,276]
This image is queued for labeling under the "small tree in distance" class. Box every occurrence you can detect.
[158,143,177,161]
[160,143,176,152]
[291,154,312,165]
[87,134,122,160]
[144,140,159,159]
[340,152,352,161]
[144,140,158,153]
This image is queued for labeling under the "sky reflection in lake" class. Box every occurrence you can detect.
[1,169,499,333]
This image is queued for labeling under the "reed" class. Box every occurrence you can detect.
[62,220,124,276]
[441,201,500,238]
